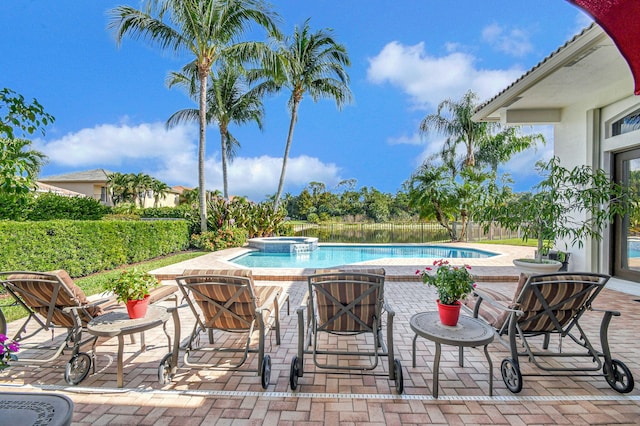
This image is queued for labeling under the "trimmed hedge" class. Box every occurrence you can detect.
[0,219,190,276]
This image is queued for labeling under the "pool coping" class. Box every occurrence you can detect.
[151,242,534,283]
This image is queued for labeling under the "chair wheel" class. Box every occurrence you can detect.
[289,356,299,390]
[65,353,91,385]
[501,358,522,393]
[604,359,634,393]
[158,353,174,385]
[261,355,271,389]
[394,359,404,394]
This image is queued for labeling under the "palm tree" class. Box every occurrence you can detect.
[150,178,171,207]
[107,172,134,206]
[109,0,280,232]
[263,19,352,210]
[131,172,153,208]
[167,64,265,198]
[0,137,47,198]
[419,90,543,171]
[420,91,488,169]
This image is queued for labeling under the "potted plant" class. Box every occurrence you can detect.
[105,268,160,319]
[477,157,634,274]
[417,259,476,326]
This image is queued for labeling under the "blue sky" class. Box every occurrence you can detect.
[2,1,592,202]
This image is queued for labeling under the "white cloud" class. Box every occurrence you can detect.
[366,41,523,109]
[36,122,342,202]
[481,23,533,57]
[35,122,197,166]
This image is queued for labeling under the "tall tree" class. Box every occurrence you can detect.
[262,19,352,210]
[166,64,265,198]
[412,90,544,239]
[109,0,279,232]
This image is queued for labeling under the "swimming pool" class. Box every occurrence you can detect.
[230,244,498,268]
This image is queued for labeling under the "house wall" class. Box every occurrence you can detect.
[554,102,594,272]
[554,94,640,274]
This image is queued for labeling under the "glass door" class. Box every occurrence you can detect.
[614,148,640,281]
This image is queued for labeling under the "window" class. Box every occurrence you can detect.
[612,109,640,136]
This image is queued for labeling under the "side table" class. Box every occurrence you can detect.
[0,391,74,426]
[410,311,494,398]
[87,305,179,388]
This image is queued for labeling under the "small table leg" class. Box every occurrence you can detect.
[459,346,464,367]
[117,335,124,388]
[412,334,418,368]
[484,344,493,396]
[433,342,441,398]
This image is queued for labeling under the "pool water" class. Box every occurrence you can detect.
[230,244,497,268]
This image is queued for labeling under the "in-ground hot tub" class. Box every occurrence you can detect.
[247,236,319,253]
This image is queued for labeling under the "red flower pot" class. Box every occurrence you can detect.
[125,295,150,319]
[437,299,461,326]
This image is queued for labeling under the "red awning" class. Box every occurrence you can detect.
[567,0,640,95]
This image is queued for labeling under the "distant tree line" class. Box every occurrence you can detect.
[280,180,417,223]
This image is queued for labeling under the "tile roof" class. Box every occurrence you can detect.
[474,23,598,114]
[39,168,113,182]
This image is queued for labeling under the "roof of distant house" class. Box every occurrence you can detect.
[40,168,113,183]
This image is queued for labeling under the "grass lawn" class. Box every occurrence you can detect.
[1,250,206,324]
[474,238,538,247]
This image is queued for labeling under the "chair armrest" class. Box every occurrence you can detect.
[473,288,523,317]
[383,301,395,317]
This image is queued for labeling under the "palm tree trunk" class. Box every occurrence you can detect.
[198,70,209,233]
[220,127,229,199]
[274,100,299,210]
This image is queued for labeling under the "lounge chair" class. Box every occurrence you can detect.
[162,269,289,389]
[0,270,115,385]
[289,268,404,393]
[0,270,178,385]
[465,272,634,393]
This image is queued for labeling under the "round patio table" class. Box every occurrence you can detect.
[410,311,494,398]
[87,305,178,388]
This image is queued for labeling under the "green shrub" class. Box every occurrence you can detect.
[0,193,110,221]
[0,219,190,276]
[26,193,110,220]
[141,205,192,219]
[190,227,248,251]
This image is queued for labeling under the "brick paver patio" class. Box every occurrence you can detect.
[1,243,639,425]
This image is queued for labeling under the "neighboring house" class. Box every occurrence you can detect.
[472,23,640,283]
[39,169,180,208]
[39,169,113,205]
[36,182,87,198]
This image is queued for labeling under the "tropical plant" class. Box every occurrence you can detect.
[0,138,47,200]
[150,178,171,207]
[109,0,280,232]
[255,19,352,210]
[476,157,637,262]
[417,259,476,305]
[408,163,492,241]
[167,64,265,198]
[190,227,248,251]
[104,268,160,303]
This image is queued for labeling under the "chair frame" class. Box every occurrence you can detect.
[0,271,112,385]
[469,272,634,393]
[289,270,404,394]
[164,271,289,389]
